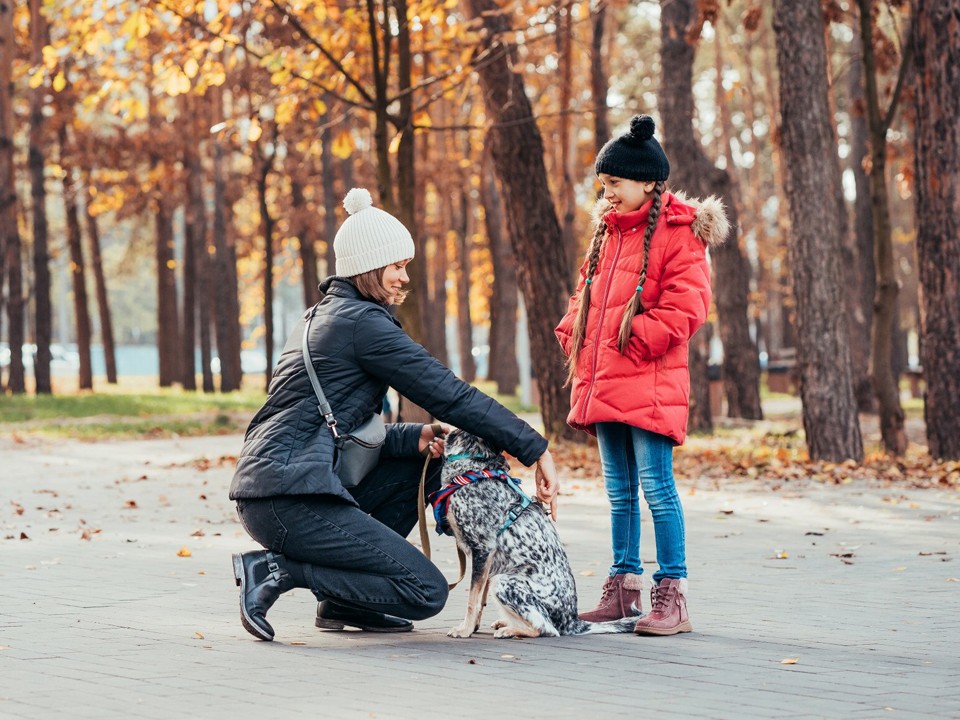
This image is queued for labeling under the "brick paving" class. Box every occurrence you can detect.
[1,432,958,719]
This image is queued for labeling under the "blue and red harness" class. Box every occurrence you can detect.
[427,468,536,537]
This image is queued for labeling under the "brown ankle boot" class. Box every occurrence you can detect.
[634,578,692,635]
[579,573,643,622]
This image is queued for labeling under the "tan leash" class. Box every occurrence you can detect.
[418,422,467,590]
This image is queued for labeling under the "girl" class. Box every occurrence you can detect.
[231,188,558,641]
[555,116,728,635]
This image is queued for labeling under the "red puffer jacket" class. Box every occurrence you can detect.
[555,192,728,445]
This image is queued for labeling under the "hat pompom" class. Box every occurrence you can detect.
[628,115,656,142]
[343,188,373,216]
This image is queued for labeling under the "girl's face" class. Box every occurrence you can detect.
[598,174,657,214]
[382,259,411,304]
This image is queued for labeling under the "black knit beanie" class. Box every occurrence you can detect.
[594,115,670,182]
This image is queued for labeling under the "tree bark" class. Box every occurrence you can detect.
[211,137,242,392]
[846,26,877,412]
[28,0,50,393]
[459,0,575,439]
[590,0,609,154]
[481,142,519,394]
[773,0,863,462]
[658,0,760,432]
[82,175,117,384]
[257,122,277,389]
[290,172,320,307]
[320,115,338,280]
[913,0,960,460]
[453,189,475,382]
[0,0,25,393]
[857,0,907,455]
[59,125,93,390]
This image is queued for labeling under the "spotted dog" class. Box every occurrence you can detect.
[434,429,640,638]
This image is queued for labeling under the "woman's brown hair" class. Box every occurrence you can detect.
[564,181,665,386]
[350,267,407,305]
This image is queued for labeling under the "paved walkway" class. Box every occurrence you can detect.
[1,433,958,719]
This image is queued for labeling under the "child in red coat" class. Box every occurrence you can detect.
[556,115,728,635]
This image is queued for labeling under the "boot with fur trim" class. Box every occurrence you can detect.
[633,577,692,635]
[579,573,643,622]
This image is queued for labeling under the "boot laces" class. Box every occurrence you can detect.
[598,575,620,603]
[650,583,675,613]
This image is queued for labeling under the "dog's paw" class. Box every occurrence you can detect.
[491,619,507,630]
[447,624,475,638]
[493,625,523,639]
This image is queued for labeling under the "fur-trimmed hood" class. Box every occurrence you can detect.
[591,191,729,248]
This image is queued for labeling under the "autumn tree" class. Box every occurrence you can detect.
[460,0,575,438]
[0,0,25,394]
[856,0,910,455]
[659,0,759,428]
[773,0,863,462]
[912,0,960,460]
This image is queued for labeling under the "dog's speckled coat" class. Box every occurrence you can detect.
[441,429,640,638]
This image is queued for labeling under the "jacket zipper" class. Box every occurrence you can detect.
[581,225,624,417]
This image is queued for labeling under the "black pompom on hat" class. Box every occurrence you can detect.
[595,115,670,182]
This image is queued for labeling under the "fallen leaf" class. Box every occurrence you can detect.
[191,530,206,537]
[124,500,138,509]
[579,569,595,577]
[19,532,29,540]
[774,550,789,559]
[289,641,306,646]
[781,657,799,664]
[194,631,204,639]
[177,546,192,557]
[500,654,515,659]
[197,571,207,575]
[893,566,907,571]
[467,658,477,664]
[919,551,946,556]
[12,501,24,516]
[946,578,958,582]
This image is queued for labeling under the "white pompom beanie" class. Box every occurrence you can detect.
[333,188,415,277]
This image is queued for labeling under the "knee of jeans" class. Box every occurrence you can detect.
[415,571,449,619]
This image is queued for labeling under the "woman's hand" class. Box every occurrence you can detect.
[535,449,559,521]
[419,423,451,458]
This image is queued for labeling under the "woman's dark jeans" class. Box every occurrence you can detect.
[236,457,447,621]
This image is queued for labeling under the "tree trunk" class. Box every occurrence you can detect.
[481,142,519,394]
[211,138,242,392]
[179,96,198,390]
[290,172,320,307]
[773,0,863,462]
[709,18,763,420]
[913,0,960,460]
[590,0,609,154]
[59,125,93,390]
[459,0,576,439]
[28,0,51,393]
[453,189,475,382]
[83,175,117,384]
[0,0,25,393]
[320,115,338,280]
[857,0,907,455]
[658,0,760,432]
[257,123,277,389]
[558,5,577,261]
[846,26,877,413]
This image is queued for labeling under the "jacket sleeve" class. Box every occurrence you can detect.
[353,310,548,466]
[630,228,711,361]
[382,422,423,459]
[555,257,590,356]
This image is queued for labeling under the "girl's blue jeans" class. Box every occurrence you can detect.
[595,422,687,583]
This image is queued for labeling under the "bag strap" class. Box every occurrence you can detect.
[302,307,341,439]
[417,422,466,590]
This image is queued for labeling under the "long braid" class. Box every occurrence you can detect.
[617,181,665,353]
[564,219,607,386]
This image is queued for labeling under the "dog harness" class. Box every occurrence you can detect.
[428,468,536,537]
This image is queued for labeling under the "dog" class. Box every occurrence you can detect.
[435,429,641,638]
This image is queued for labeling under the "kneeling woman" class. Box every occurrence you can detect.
[230,188,558,640]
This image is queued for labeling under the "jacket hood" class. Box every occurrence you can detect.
[591,191,729,248]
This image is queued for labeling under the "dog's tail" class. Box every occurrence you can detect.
[572,616,642,635]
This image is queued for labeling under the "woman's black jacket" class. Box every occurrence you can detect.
[229,277,548,503]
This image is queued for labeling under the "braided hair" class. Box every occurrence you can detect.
[564,219,607,387]
[564,180,666,386]
[616,181,665,352]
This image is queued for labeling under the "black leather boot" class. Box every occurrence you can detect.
[315,600,414,633]
[232,550,294,641]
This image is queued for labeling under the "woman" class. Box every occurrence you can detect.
[230,188,558,641]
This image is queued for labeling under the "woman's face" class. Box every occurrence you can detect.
[382,260,411,304]
[598,174,657,214]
